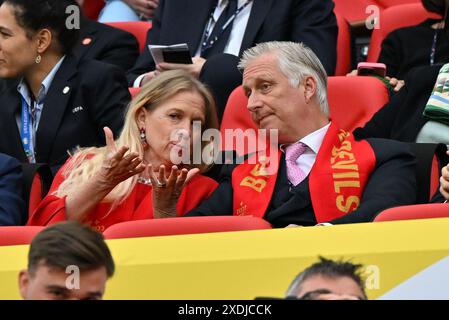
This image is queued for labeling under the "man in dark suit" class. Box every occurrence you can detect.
[0,153,24,226]
[0,54,130,175]
[75,3,140,72]
[173,42,416,227]
[127,0,338,118]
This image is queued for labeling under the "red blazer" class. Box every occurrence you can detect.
[27,163,218,232]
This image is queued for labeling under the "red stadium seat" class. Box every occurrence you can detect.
[220,76,389,154]
[335,13,352,76]
[374,203,449,222]
[82,0,104,20]
[0,226,44,246]
[105,22,152,53]
[367,3,442,62]
[375,0,420,8]
[103,216,272,239]
[327,76,389,131]
[129,87,141,98]
[333,0,378,23]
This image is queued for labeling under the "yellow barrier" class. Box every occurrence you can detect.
[1,217,449,299]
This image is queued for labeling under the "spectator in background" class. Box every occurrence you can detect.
[18,221,115,300]
[0,153,24,225]
[73,0,140,72]
[127,0,338,120]
[378,0,449,80]
[28,71,219,232]
[0,0,130,175]
[285,257,368,300]
[98,0,159,22]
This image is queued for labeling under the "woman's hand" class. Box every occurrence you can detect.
[147,164,200,218]
[96,127,146,190]
[124,0,159,20]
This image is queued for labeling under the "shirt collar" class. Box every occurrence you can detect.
[281,121,331,154]
[17,55,66,105]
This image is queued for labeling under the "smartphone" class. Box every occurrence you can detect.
[357,62,387,77]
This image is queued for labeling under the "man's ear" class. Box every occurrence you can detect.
[18,270,30,300]
[303,76,317,104]
[35,28,52,55]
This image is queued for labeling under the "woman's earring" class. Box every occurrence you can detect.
[35,55,42,64]
[140,127,148,148]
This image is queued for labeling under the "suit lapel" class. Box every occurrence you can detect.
[239,0,273,56]
[35,55,77,163]
[1,87,27,161]
[72,17,98,62]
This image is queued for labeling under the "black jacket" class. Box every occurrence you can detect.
[0,54,130,174]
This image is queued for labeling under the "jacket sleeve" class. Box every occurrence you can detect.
[328,139,417,224]
[126,0,165,85]
[0,154,24,225]
[290,0,338,75]
[83,61,130,143]
[100,29,140,73]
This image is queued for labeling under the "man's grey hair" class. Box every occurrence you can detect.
[238,41,329,116]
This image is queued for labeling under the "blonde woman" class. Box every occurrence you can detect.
[28,70,219,232]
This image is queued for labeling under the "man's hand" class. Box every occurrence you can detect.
[156,57,206,78]
[124,0,159,19]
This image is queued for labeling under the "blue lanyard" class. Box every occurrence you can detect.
[200,0,252,55]
[20,96,35,163]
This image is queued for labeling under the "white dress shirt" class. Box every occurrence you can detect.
[282,122,331,178]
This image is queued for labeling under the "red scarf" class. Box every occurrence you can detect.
[231,122,376,223]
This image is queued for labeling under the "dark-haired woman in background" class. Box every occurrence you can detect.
[378,0,449,79]
[0,0,130,174]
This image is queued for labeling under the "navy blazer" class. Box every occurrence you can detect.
[0,153,24,226]
[186,138,417,227]
[74,16,140,72]
[0,54,130,174]
[127,0,338,84]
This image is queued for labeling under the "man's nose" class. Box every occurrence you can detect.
[247,92,262,111]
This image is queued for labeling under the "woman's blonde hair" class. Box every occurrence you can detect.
[55,70,219,207]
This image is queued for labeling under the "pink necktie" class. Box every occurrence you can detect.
[285,142,307,186]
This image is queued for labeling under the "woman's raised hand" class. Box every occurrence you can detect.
[97,127,146,189]
[147,164,200,218]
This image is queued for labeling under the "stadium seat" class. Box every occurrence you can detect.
[21,164,53,225]
[129,87,141,98]
[375,0,420,8]
[220,76,389,154]
[327,76,390,131]
[0,226,44,246]
[82,0,104,20]
[103,216,272,239]
[367,3,442,62]
[105,22,153,53]
[374,203,449,222]
[333,0,378,23]
[335,13,352,76]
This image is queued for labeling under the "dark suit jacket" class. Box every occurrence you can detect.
[0,54,130,174]
[354,64,441,142]
[127,0,338,85]
[378,19,449,79]
[0,153,24,226]
[74,16,139,72]
[186,138,417,227]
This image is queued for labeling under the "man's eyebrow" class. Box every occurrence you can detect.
[298,288,332,299]
[45,285,69,292]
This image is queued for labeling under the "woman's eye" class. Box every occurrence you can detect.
[169,113,180,120]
